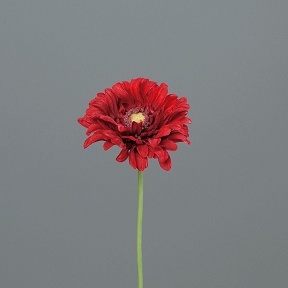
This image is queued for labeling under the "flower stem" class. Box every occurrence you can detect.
[137,171,144,288]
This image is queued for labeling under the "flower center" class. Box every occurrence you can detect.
[130,112,145,123]
[123,107,150,128]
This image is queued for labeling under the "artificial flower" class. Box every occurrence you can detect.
[78,78,191,171]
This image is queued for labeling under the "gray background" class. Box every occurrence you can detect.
[1,1,287,287]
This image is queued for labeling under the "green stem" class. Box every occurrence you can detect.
[137,171,144,288]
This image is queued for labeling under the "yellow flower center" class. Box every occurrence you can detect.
[130,112,145,123]
[123,108,150,128]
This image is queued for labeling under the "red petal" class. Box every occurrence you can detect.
[153,83,168,110]
[78,117,90,128]
[184,117,192,124]
[130,78,143,102]
[89,108,105,119]
[167,132,187,142]
[83,133,104,148]
[159,155,172,171]
[102,130,117,138]
[117,123,130,133]
[86,123,100,135]
[148,138,161,147]
[152,147,169,162]
[110,136,124,148]
[99,115,117,126]
[111,82,131,103]
[104,88,119,116]
[91,93,110,113]
[163,94,178,113]
[101,131,124,147]
[131,121,142,136]
[160,139,178,151]
[136,144,149,157]
[140,79,157,97]
[103,141,114,150]
[129,147,137,169]
[135,151,148,171]
[155,126,171,138]
[116,148,129,162]
[147,149,154,158]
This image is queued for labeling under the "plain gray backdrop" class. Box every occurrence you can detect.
[1,1,288,287]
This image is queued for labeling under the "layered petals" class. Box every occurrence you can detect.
[78,78,191,171]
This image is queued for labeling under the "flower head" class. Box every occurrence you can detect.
[78,78,191,171]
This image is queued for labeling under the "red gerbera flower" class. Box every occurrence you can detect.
[78,78,191,171]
